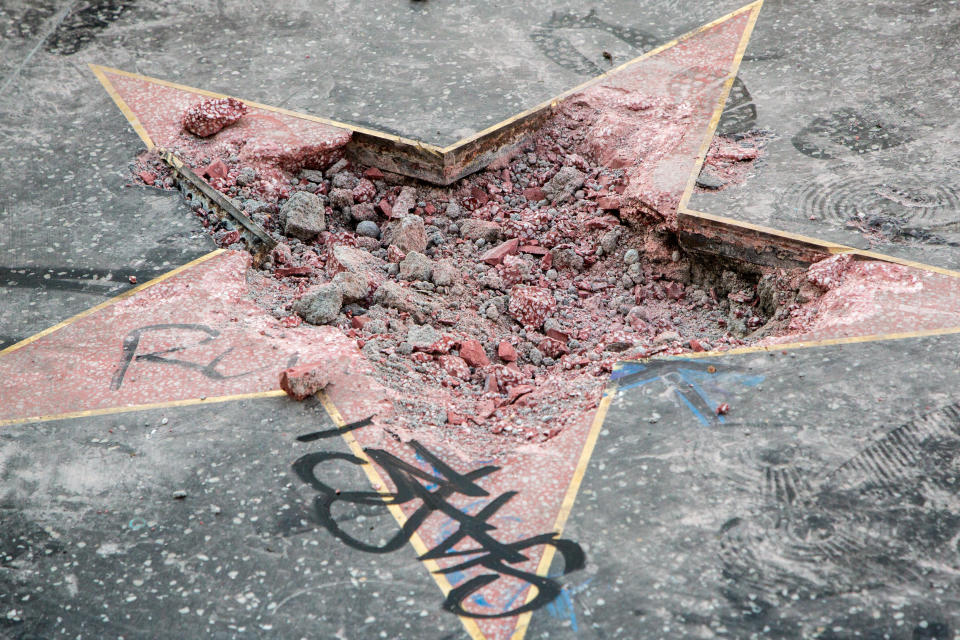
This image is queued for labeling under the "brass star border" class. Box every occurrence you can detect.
[3,3,960,640]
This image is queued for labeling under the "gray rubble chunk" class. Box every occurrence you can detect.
[431,259,459,287]
[351,203,377,222]
[281,191,325,240]
[425,224,445,247]
[458,219,501,243]
[326,158,349,176]
[356,220,380,238]
[445,201,463,219]
[399,251,433,282]
[361,337,390,359]
[550,246,584,271]
[236,167,257,186]
[371,281,436,321]
[331,171,358,189]
[696,170,724,190]
[244,199,268,213]
[528,346,543,365]
[543,166,586,202]
[332,271,369,303]
[329,245,387,296]
[299,169,324,183]
[383,214,427,253]
[406,324,439,350]
[478,268,505,291]
[329,187,354,209]
[372,281,411,311]
[293,283,343,325]
[600,228,621,254]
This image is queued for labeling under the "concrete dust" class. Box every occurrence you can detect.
[128,90,881,452]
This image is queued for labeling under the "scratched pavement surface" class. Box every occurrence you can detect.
[0,397,471,639]
[546,334,960,638]
[688,0,960,271]
[2,0,960,639]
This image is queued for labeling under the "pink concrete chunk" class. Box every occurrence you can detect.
[459,339,490,368]
[480,239,521,266]
[508,285,556,329]
[497,340,518,362]
[280,363,332,401]
[182,97,248,137]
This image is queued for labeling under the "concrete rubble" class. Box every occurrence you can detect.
[129,84,899,447]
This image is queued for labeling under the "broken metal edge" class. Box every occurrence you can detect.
[677,209,834,270]
[344,103,554,186]
[346,131,451,185]
[91,2,760,188]
[679,209,960,278]
[158,149,277,258]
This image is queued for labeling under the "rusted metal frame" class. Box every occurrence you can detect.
[158,149,277,255]
[677,211,832,270]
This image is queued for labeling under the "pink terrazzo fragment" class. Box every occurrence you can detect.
[280,362,331,400]
[508,285,556,329]
[182,97,248,137]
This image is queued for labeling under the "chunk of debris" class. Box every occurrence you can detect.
[236,166,257,186]
[696,170,724,190]
[331,271,369,303]
[459,339,490,368]
[383,215,428,253]
[399,251,433,282]
[406,324,440,351]
[328,188,354,209]
[459,219,502,243]
[293,283,343,325]
[508,285,557,329]
[481,238,520,266]
[280,362,332,400]
[550,246,584,272]
[497,340,518,362]
[371,281,434,319]
[200,158,228,181]
[392,186,418,218]
[299,169,324,183]
[542,166,585,202]
[181,97,248,137]
[281,191,325,240]
[430,259,459,287]
[356,220,380,238]
[438,355,471,379]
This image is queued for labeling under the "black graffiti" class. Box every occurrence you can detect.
[110,323,260,390]
[296,416,374,442]
[293,419,585,619]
